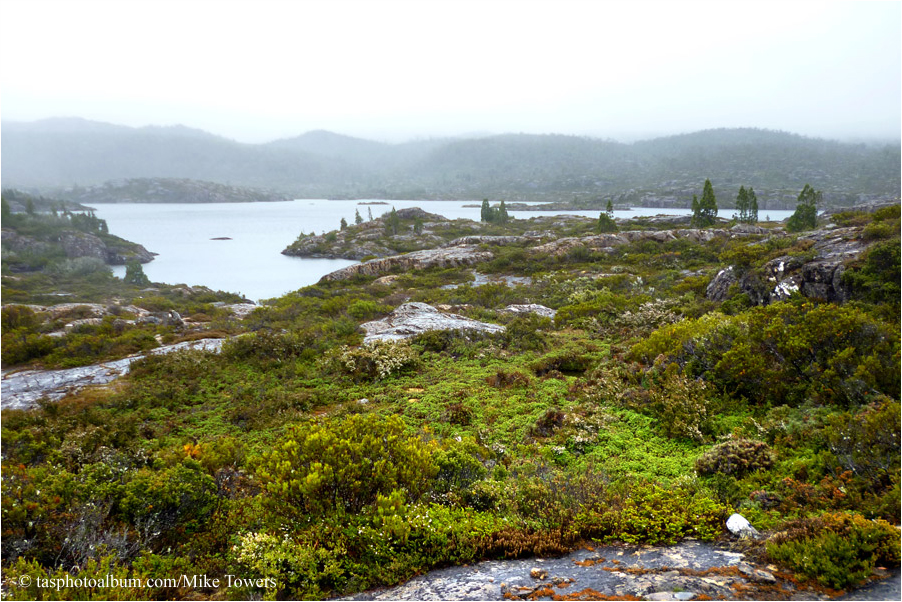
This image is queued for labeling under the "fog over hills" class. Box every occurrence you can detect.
[2,118,899,207]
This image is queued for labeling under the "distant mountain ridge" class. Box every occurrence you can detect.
[2,118,899,206]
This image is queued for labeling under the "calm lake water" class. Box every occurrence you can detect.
[93,200,795,303]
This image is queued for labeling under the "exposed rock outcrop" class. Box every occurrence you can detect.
[531,228,746,256]
[443,235,533,247]
[1,338,227,410]
[320,246,493,282]
[360,302,504,343]
[707,226,875,305]
[2,228,155,265]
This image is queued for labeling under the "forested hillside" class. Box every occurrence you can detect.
[3,119,898,206]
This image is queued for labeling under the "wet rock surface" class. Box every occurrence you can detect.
[361,302,504,343]
[1,338,226,410]
[344,541,900,601]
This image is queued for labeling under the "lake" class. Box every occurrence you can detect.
[93,200,796,303]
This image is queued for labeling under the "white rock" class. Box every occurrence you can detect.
[726,513,759,538]
[360,302,504,343]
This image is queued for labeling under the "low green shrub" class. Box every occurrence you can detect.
[232,531,344,599]
[606,482,730,545]
[767,511,901,589]
[255,414,438,516]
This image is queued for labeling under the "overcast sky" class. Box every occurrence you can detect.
[1,0,899,143]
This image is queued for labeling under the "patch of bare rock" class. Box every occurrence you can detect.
[502,304,557,319]
[1,338,227,411]
[531,227,760,257]
[320,246,493,283]
[360,302,504,343]
[2,228,154,265]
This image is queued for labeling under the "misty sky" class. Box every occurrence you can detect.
[1,0,899,144]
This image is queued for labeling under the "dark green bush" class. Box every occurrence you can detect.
[841,240,900,307]
[695,439,775,477]
[630,300,900,407]
[824,398,900,492]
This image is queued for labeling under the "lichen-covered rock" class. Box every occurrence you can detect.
[320,246,493,282]
[0,338,227,410]
[444,235,532,247]
[705,266,737,302]
[360,302,504,343]
[709,226,875,305]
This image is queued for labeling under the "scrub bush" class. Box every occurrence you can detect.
[695,439,775,477]
[324,340,418,380]
[767,511,900,589]
[607,482,730,545]
[255,414,437,516]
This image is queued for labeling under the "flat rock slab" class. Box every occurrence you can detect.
[361,302,504,343]
[1,338,226,410]
[344,541,897,601]
[503,304,557,319]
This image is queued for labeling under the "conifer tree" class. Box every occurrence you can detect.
[367,207,373,221]
[481,199,491,222]
[340,217,348,231]
[385,207,401,235]
[693,179,718,227]
[355,209,363,225]
[597,210,617,233]
[786,184,821,232]
[124,260,150,286]
[498,200,509,224]
[606,200,614,219]
[748,188,759,223]
[735,186,749,223]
